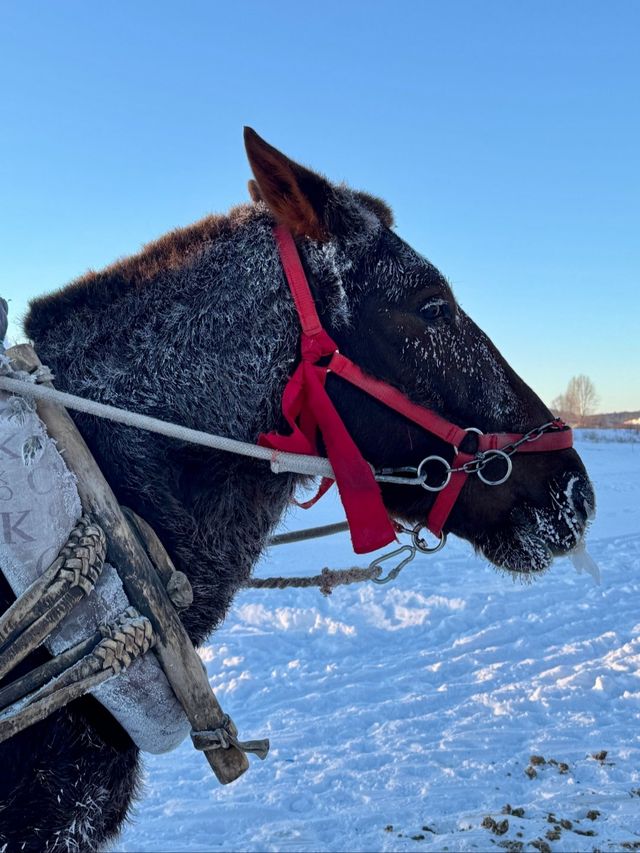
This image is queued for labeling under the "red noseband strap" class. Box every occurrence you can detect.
[259,226,573,554]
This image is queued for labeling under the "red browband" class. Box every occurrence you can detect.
[259,226,573,555]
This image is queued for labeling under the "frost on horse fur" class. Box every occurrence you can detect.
[0,128,593,850]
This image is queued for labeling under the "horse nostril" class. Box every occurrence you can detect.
[577,478,595,521]
[581,492,596,522]
[580,493,596,521]
[563,472,596,524]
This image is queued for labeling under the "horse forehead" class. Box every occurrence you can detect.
[369,235,449,297]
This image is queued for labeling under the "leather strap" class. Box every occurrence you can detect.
[478,431,574,453]
[329,353,467,447]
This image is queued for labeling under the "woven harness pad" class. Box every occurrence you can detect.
[0,391,190,753]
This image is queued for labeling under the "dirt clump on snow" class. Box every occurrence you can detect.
[482,816,509,835]
[530,840,551,853]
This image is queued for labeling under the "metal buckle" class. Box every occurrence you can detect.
[476,449,513,486]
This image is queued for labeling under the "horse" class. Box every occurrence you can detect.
[0,128,594,851]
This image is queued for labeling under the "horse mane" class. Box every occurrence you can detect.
[25,203,259,342]
[25,191,392,344]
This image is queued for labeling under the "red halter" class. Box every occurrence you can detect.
[259,226,573,555]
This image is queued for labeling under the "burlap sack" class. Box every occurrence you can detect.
[0,387,190,753]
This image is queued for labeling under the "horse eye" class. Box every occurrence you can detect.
[419,300,449,322]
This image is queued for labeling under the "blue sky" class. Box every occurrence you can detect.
[1,1,638,412]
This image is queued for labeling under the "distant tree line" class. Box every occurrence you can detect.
[551,375,599,426]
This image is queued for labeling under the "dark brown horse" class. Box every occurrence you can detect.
[1,129,593,850]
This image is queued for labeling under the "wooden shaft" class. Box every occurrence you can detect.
[122,507,194,611]
[6,344,249,784]
[0,630,102,711]
[0,664,113,744]
[0,557,65,646]
[0,587,85,681]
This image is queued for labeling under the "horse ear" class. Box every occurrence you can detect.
[244,127,333,241]
[247,179,262,203]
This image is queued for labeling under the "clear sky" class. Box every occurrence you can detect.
[1,1,638,412]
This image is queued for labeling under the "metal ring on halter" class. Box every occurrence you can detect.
[452,426,484,456]
[477,449,513,486]
[417,456,452,492]
[411,524,447,554]
[464,426,484,449]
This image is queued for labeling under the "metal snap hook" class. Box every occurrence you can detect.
[411,524,447,554]
[369,544,417,584]
[417,456,452,492]
[476,449,513,486]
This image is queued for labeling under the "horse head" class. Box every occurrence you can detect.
[245,128,595,574]
[9,129,597,852]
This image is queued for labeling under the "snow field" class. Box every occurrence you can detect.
[119,435,640,852]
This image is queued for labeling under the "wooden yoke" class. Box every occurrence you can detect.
[6,344,251,784]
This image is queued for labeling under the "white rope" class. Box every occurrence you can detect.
[0,375,335,479]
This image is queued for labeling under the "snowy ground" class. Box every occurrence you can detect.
[118,433,640,852]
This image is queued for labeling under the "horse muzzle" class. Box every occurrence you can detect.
[474,467,595,575]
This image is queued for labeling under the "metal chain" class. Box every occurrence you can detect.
[375,419,567,491]
[497,419,566,455]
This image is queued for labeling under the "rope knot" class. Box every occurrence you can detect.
[191,714,270,760]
